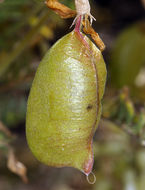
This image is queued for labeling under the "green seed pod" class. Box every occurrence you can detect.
[26,31,107,176]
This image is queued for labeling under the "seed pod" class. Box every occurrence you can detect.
[26,31,107,176]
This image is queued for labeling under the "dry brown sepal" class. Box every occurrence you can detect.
[82,17,105,52]
[45,0,76,18]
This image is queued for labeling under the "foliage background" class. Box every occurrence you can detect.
[0,0,145,189]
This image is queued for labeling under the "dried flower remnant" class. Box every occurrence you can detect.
[45,0,105,52]
[74,0,95,25]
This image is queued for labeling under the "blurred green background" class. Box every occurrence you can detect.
[0,0,145,189]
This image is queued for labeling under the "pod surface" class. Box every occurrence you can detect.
[26,31,107,175]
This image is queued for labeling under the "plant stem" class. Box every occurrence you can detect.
[0,11,49,79]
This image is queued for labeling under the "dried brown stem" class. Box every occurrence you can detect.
[7,149,28,183]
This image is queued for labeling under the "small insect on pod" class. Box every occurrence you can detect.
[26,0,107,183]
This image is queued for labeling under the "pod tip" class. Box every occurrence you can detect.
[86,172,96,184]
[83,155,93,176]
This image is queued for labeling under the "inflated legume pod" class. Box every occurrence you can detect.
[26,30,107,176]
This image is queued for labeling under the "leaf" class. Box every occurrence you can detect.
[110,22,145,88]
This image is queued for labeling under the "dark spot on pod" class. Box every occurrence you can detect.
[87,104,93,111]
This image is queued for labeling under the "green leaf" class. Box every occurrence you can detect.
[111,22,145,88]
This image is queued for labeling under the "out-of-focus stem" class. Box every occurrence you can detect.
[0,11,50,79]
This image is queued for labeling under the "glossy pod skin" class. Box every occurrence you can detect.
[26,31,107,175]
